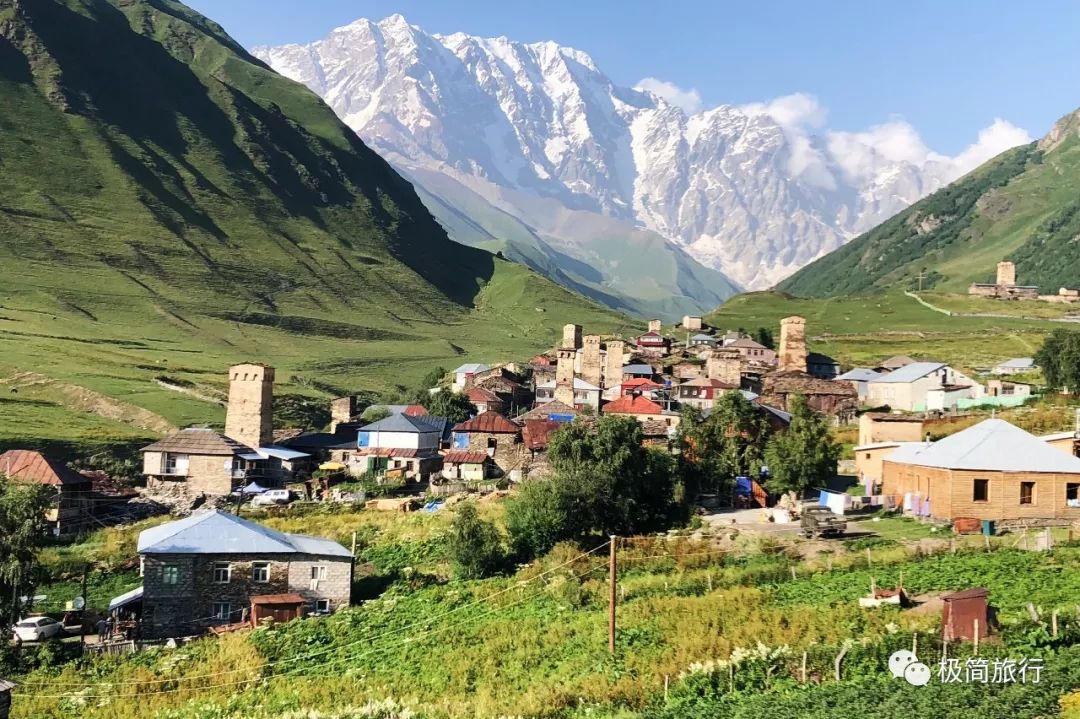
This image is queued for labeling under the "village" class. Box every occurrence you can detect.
[1,304,1078,667]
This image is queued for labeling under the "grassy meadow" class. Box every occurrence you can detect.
[13,503,1080,719]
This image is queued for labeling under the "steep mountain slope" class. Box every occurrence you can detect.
[779,109,1080,297]
[252,16,1015,295]
[0,0,631,451]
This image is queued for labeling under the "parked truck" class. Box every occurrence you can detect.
[800,506,847,538]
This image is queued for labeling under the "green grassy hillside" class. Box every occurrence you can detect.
[778,107,1080,297]
[705,291,1073,373]
[0,0,632,453]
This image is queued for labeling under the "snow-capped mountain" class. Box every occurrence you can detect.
[253,15,1028,294]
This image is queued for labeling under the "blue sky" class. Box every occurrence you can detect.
[188,0,1080,154]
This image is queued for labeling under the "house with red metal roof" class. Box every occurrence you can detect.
[634,331,670,357]
[465,387,505,415]
[675,377,739,411]
[451,411,524,476]
[620,377,664,399]
[0,449,92,536]
[602,395,681,427]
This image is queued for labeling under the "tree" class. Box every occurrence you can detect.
[1036,330,1080,392]
[447,502,505,579]
[0,477,53,623]
[506,416,678,559]
[677,392,771,496]
[422,389,476,424]
[762,395,840,496]
[360,406,392,423]
[753,327,775,349]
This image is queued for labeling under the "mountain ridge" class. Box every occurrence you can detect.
[253,14,1028,296]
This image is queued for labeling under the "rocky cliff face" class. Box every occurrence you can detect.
[254,15,1025,291]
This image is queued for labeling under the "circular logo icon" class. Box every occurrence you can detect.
[904,661,932,686]
[888,649,917,678]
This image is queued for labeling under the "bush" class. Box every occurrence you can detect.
[447,503,504,580]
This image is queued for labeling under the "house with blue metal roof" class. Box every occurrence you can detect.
[132,509,352,638]
[866,362,984,411]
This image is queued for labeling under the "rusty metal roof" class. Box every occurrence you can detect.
[441,451,489,464]
[250,592,307,605]
[0,450,90,486]
[453,411,521,434]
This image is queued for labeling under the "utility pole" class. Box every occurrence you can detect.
[608,535,617,655]
[80,566,88,650]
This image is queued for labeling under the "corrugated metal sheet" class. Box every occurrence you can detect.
[137,509,350,557]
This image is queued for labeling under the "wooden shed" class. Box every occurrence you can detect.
[250,593,307,627]
[942,587,990,641]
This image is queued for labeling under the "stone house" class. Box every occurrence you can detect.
[475,374,531,409]
[0,450,93,537]
[759,371,859,422]
[451,411,524,475]
[687,333,717,348]
[137,509,352,638]
[727,338,776,365]
[619,378,665,399]
[465,387,505,415]
[681,315,703,331]
[142,428,249,497]
[992,358,1036,376]
[635,331,670,357]
[858,413,925,446]
[514,400,578,424]
[881,419,1080,524]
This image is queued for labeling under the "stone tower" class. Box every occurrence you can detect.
[997,261,1017,287]
[561,323,582,350]
[225,363,275,448]
[603,340,625,390]
[706,349,742,386]
[581,335,602,387]
[778,316,808,373]
[330,396,358,433]
[648,319,662,334]
[554,348,577,406]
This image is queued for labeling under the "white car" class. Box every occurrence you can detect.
[251,489,293,507]
[13,616,64,642]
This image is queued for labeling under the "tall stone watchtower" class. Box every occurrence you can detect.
[778,317,808,373]
[997,261,1017,287]
[603,340,625,390]
[581,335,602,387]
[561,324,583,351]
[706,348,742,386]
[554,348,577,406]
[225,363,275,448]
[648,319,662,334]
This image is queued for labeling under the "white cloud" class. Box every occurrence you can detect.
[635,77,703,114]
[736,93,1030,188]
[950,119,1033,176]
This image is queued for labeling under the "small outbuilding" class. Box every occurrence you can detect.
[942,588,990,642]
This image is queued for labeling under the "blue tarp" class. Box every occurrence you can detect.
[734,476,753,496]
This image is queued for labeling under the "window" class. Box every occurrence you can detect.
[163,453,189,475]
[314,599,330,613]
[1068,483,1080,507]
[251,562,270,583]
[213,562,231,583]
[1020,481,1035,505]
[311,566,327,581]
[865,453,871,460]
[487,437,498,450]
[161,564,179,585]
[212,602,231,621]
[973,479,989,502]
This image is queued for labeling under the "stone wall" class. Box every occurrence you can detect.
[142,553,352,638]
[460,431,525,474]
[603,341,625,390]
[555,348,576,406]
[706,349,742,386]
